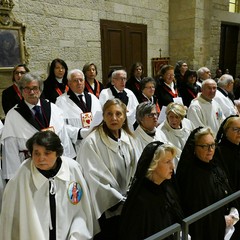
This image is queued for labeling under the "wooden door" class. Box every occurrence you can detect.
[100,20,147,86]
[219,24,239,77]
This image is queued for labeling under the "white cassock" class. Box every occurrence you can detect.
[1,102,76,180]
[99,88,139,130]
[214,89,238,117]
[187,95,225,136]
[134,125,165,154]
[157,118,195,159]
[77,125,140,220]
[55,92,102,153]
[0,156,98,240]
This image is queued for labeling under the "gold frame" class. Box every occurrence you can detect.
[0,1,29,72]
[0,26,27,70]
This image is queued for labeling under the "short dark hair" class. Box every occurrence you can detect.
[26,131,63,157]
[140,77,156,91]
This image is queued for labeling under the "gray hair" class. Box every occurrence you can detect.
[197,67,210,79]
[201,78,216,88]
[217,74,234,88]
[112,69,127,79]
[146,143,177,180]
[19,73,44,92]
[136,102,156,124]
[67,69,85,81]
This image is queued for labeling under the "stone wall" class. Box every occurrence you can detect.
[0,0,169,118]
[169,0,235,74]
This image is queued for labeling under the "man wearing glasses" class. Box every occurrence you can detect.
[99,69,139,130]
[1,73,76,181]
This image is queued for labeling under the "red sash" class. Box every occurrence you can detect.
[13,84,22,100]
[187,88,197,99]
[163,85,178,98]
[85,80,101,98]
[55,85,69,96]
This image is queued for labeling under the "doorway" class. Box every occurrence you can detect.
[100,19,147,86]
[219,24,239,77]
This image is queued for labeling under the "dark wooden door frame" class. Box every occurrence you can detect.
[100,19,147,86]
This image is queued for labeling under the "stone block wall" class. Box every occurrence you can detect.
[0,0,169,118]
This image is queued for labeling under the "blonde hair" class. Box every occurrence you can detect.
[146,143,177,180]
[165,102,186,120]
[223,116,240,132]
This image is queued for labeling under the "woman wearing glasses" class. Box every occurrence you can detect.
[176,126,239,240]
[134,102,164,153]
[155,65,182,108]
[215,115,240,240]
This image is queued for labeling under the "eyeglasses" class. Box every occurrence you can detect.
[195,143,217,151]
[23,86,40,93]
[72,78,84,83]
[231,127,240,134]
[146,113,159,118]
[166,74,175,78]
[144,86,155,89]
[15,71,26,75]
[113,77,127,82]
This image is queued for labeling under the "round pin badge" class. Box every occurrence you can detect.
[68,181,83,204]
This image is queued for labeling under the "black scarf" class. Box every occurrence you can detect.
[110,85,129,106]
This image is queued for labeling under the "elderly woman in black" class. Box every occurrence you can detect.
[215,115,240,240]
[118,141,184,240]
[176,127,239,240]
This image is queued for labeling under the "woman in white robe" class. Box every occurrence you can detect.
[77,99,140,239]
[134,102,164,153]
[158,102,195,163]
[0,131,97,240]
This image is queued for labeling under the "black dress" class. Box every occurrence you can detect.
[178,82,201,107]
[125,76,142,103]
[177,154,232,240]
[118,141,184,240]
[156,80,178,108]
[214,136,240,240]
[43,78,68,103]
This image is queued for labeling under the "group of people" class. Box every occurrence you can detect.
[0,58,240,240]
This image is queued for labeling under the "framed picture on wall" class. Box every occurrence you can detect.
[0,26,26,70]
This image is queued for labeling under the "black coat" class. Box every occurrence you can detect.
[214,139,240,240]
[178,83,201,107]
[177,157,232,240]
[125,76,142,103]
[156,81,178,108]
[43,78,68,103]
[2,85,21,115]
[118,178,183,240]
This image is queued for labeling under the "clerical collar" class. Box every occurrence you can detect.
[55,78,63,83]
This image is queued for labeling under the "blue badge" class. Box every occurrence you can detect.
[68,181,83,204]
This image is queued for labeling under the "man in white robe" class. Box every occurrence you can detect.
[187,79,225,136]
[56,69,102,153]
[1,73,75,180]
[214,74,238,117]
[99,69,139,130]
